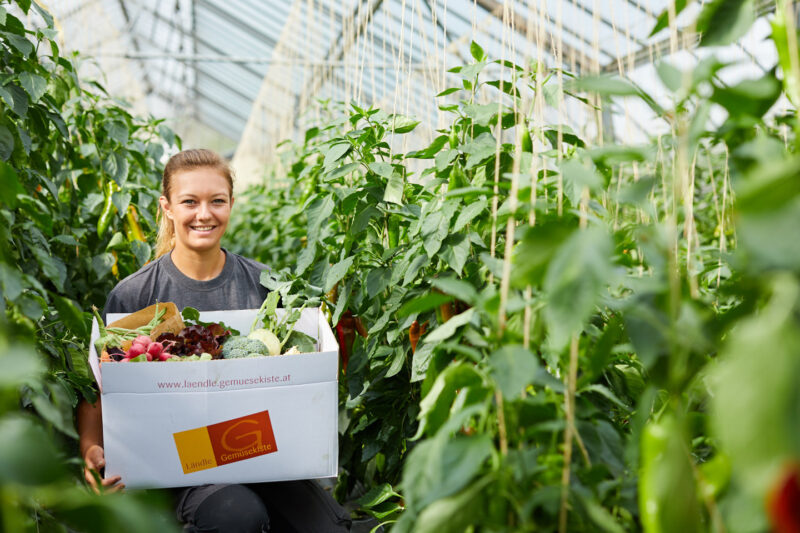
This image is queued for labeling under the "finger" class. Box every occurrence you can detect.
[84,471,101,494]
[105,483,126,494]
[101,475,122,487]
[84,469,97,486]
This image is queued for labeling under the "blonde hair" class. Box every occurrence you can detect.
[155,149,235,258]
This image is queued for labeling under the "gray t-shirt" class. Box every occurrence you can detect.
[102,249,269,322]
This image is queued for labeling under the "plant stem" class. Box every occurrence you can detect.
[495,389,508,456]
[559,335,580,533]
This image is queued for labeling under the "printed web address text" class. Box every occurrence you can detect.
[157,374,292,391]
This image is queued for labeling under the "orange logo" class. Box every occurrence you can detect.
[220,420,263,452]
[173,410,278,474]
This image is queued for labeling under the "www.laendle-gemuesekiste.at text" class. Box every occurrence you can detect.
[156,375,292,391]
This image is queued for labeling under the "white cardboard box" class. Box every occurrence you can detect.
[88,308,339,489]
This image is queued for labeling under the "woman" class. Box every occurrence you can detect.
[77,149,352,533]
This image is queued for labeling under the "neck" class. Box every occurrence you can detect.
[170,245,226,281]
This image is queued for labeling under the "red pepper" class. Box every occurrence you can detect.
[439,301,456,323]
[409,321,428,354]
[768,463,800,533]
[409,321,421,354]
[336,311,356,374]
[354,316,368,338]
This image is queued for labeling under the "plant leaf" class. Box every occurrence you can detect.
[324,255,355,293]
[697,0,755,47]
[424,309,475,344]
[489,345,540,398]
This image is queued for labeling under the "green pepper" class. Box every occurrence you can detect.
[387,214,400,249]
[96,181,115,237]
[124,205,145,241]
[520,123,533,153]
[639,414,702,533]
[448,164,467,192]
[448,126,459,149]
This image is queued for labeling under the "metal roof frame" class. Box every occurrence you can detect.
[48,0,783,151]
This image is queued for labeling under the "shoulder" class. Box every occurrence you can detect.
[223,250,270,303]
[226,250,270,276]
[114,255,168,293]
[104,256,167,314]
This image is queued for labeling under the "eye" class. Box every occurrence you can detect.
[213,198,227,204]
[182,199,196,205]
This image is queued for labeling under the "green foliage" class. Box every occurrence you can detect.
[1,0,795,530]
[225,7,800,530]
[0,1,179,529]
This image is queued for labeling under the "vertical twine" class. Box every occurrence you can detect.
[499,0,521,332]
[522,0,537,350]
[489,2,509,282]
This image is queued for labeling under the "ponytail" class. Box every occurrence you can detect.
[154,208,175,258]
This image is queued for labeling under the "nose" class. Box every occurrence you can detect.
[196,201,213,221]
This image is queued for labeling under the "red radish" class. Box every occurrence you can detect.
[120,357,130,363]
[126,343,146,359]
[147,342,163,357]
[157,351,174,362]
[133,335,152,347]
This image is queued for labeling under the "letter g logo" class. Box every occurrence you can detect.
[220,419,263,452]
[205,410,277,466]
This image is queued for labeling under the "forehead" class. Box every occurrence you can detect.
[170,167,231,197]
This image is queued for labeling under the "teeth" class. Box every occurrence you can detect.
[192,226,215,231]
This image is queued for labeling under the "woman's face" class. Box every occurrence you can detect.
[159,167,233,254]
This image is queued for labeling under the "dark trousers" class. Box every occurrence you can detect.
[175,481,352,533]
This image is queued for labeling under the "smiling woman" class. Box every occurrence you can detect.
[90,150,269,315]
[156,149,235,279]
[77,148,353,531]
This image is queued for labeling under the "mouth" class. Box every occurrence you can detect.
[190,225,217,233]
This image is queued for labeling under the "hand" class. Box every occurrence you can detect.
[83,444,124,493]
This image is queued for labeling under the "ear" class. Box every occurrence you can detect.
[159,196,173,220]
[230,195,235,209]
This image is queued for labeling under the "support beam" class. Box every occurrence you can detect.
[93,51,462,71]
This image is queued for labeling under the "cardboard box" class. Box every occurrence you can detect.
[88,307,339,489]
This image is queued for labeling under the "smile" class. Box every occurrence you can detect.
[191,225,216,232]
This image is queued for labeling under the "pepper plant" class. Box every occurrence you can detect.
[1,1,179,529]
[227,2,800,529]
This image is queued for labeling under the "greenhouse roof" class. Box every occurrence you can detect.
[33,0,783,180]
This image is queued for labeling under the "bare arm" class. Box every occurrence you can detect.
[77,397,124,492]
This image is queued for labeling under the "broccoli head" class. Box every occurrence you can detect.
[221,336,269,359]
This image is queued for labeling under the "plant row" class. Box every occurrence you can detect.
[225,4,800,530]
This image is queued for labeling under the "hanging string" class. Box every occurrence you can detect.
[488,1,510,284]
